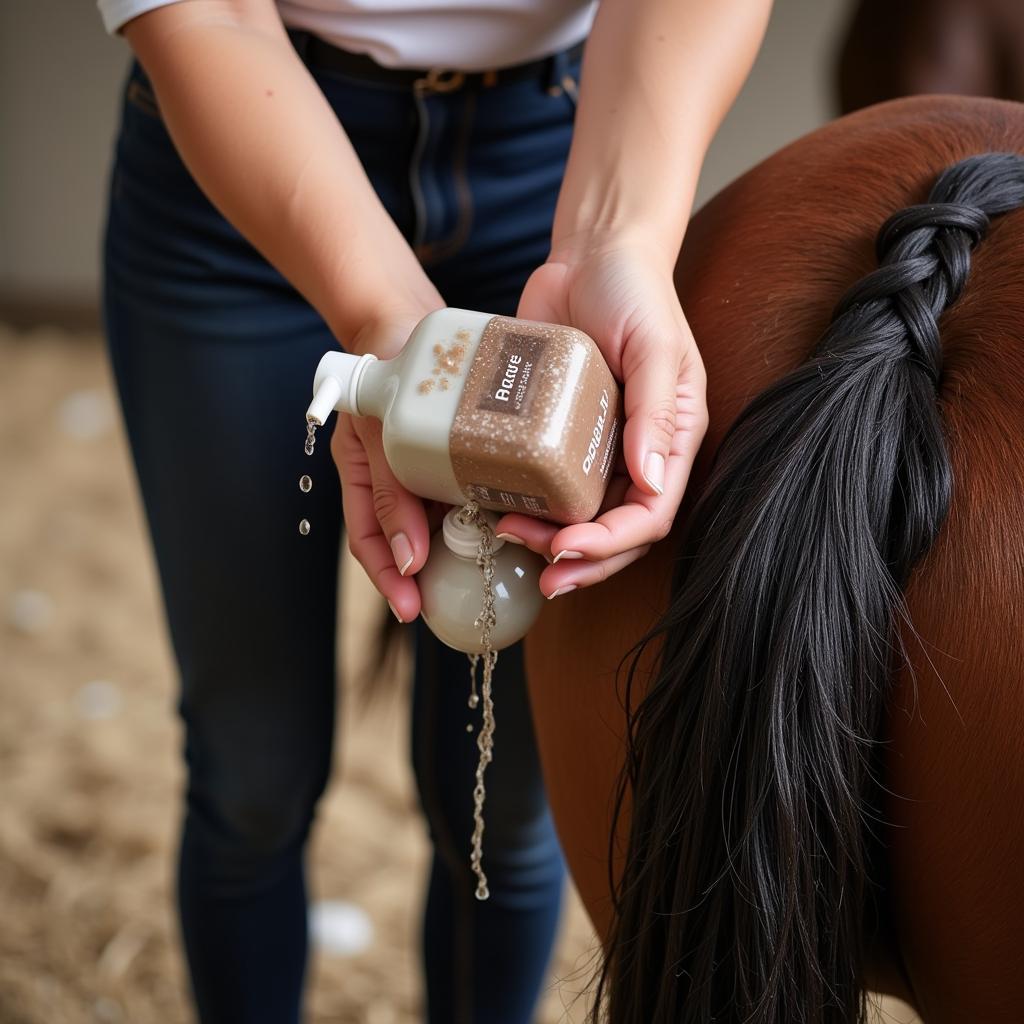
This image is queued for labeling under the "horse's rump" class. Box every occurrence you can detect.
[525,95,1024,1022]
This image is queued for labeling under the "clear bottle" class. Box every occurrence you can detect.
[419,508,546,654]
[307,308,622,525]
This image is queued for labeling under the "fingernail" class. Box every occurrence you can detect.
[547,584,578,600]
[552,550,584,564]
[643,451,665,495]
[390,532,414,576]
[495,532,523,545]
[387,600,404,624]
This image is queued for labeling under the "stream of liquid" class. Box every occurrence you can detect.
[456,501,499,902]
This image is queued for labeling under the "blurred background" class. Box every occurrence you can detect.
[5,0,1012,1019]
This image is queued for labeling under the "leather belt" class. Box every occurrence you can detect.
[290,30,586,94]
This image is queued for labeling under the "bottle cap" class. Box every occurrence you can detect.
[307,350,378,423]
[441,507,506,559]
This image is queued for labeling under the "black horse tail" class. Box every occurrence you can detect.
[599,153,1024,1023]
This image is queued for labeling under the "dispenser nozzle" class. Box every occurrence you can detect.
[306,375,342,426]
[307,350,378,422]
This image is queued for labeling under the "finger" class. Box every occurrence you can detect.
[596,471,631,517]
[359,417,432,578]
[620,314,695,498]
[547,438,700,560]
[539,544,653,598]
[493,512,559,561]
[493,464,631,556]
[333,416,424,621]
[344,495,423,622]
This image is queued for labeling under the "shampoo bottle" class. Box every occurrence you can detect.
[307,309,622,525]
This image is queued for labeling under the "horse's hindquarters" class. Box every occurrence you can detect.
[525,95,1024,1020]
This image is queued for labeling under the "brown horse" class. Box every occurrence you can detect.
[525,95,1024,1022]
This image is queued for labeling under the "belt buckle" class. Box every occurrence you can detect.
[414,67,466,95]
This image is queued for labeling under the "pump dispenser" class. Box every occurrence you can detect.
[418,508,545,653]
[308,308,622,525]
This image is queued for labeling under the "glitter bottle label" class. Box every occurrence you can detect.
[476,332,547,416]
[449,315,623,525]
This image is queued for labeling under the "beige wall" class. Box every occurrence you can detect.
[0,0,850,308]
[696,0,849,208]
[0,2,129,304]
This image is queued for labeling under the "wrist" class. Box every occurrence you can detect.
[341,292,445,360]
[551,181,694,274]
[551,108,700,272]
[547,221,683,277]
[323,257,444,357]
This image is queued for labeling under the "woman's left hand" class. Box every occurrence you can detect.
[494,230,708,598]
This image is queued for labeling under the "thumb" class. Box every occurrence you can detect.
[620,323,681,498]
[516,261,571,323]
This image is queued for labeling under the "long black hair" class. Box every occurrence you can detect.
[599,153,1024,1023]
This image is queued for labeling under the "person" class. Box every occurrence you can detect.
[97,0,770,1020]
[521,94,1024,1022]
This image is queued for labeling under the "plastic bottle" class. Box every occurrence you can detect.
[307,308,622,525]
[418,508,546,654]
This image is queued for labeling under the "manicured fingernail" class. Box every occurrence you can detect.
[643,451,665,495]
[495,532,523,545]
[547,584,578,600]
[387,600,404,624]
[552,550,584,563]
[390,532,414,576]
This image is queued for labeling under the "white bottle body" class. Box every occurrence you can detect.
[358,308,491,507]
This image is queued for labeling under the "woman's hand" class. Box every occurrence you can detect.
[331,304,444,625]
[492,0,769,597]
[494,230,708,597]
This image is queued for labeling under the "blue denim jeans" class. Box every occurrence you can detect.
[102,37,581,1024]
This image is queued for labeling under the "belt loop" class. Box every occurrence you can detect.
[546,49,567,96]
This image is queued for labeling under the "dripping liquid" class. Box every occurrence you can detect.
[300,420,318,535]
[300,410,496,898]
[456,500,499,902]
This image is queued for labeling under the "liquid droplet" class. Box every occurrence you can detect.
[474,884,490,901]
[299,519,311,536]
[467,693,480,709]
[466,723,474,733]
[304,419,318,457]
[299,474,312,493]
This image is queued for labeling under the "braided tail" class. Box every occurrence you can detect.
[598,154,1024,1024]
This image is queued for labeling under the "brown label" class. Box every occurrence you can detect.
[450,316,623,525]
[476,332,547,415]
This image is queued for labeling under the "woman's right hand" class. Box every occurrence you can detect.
[331,304,444,625]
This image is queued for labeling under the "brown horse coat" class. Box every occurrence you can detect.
[525,95,1024,1021]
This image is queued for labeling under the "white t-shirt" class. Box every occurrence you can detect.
[97,0,597,71]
